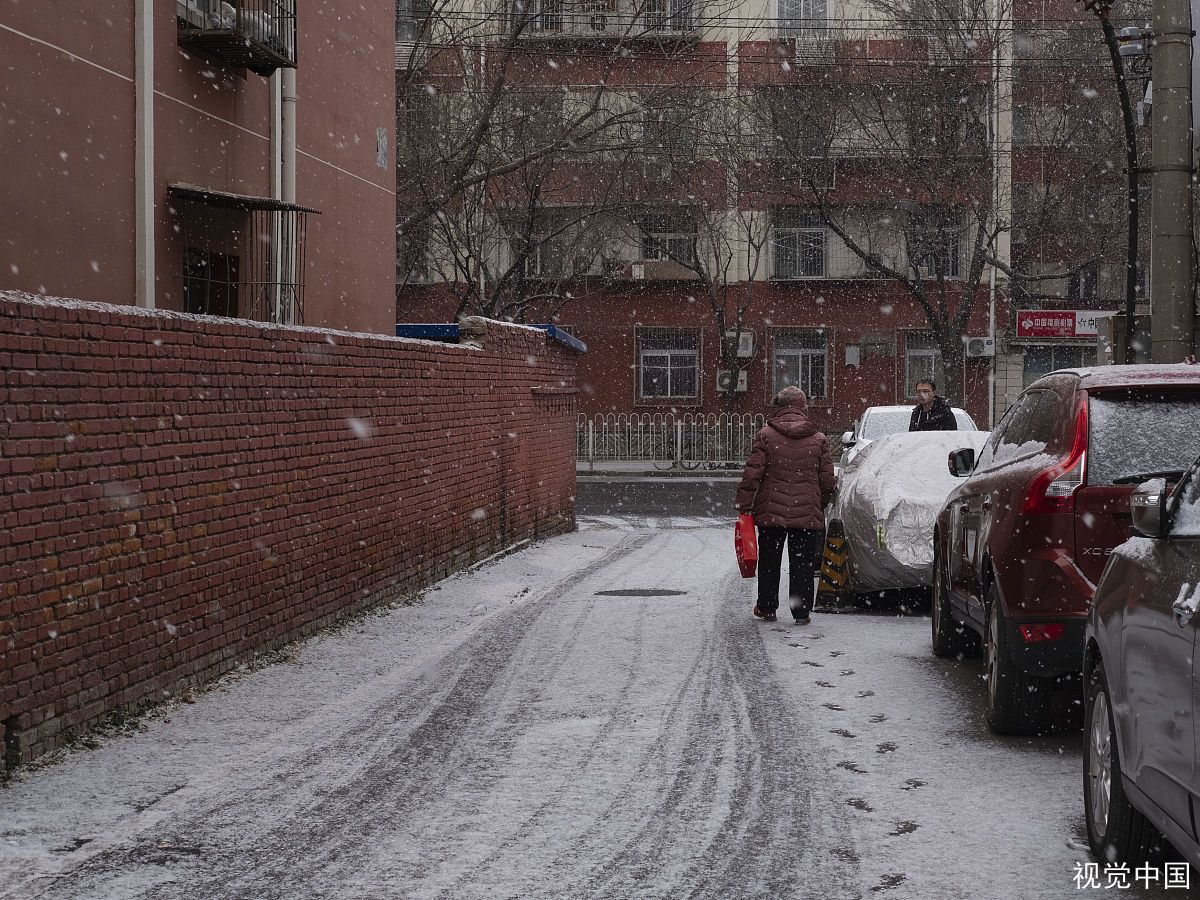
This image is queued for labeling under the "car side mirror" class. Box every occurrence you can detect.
[948,448,976,477]
[1130,478,1167,538]
[842,430,855,447]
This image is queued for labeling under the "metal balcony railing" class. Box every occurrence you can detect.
[518,0,698,38]
[176,0,297,75]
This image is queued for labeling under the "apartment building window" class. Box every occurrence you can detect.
[907,215,960,278]
[773,329,828,399]
[778,0,827,37]
[184,249,240,318]
[637,213,695,264]
[645,0,695,32]
[397,0,432,40]
[1023,345,1096,388]
[507,91,564,150]
[772,209,826,279]
[905,331,942,391]
[761,91,827,159]
[639,328,700,399]
[641,95,699,158]
[1067,261,1099,301]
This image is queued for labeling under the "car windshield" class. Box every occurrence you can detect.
[860,410,913,440]
[860,408,976,440]
[1088,391,1200,487]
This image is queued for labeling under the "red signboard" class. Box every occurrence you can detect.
[1016,311,1078,338]
[1015,310,1107,339]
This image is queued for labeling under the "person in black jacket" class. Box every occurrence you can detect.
[908,378,958,431]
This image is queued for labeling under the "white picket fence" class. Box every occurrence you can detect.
[576,412,766,469]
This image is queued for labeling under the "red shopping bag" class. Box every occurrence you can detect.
[734,513,758,578]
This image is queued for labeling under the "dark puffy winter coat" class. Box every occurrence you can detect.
[908,395,958,432]
[735,401,836,530]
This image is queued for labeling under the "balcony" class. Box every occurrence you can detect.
[516,0,698,40]
[177,0,297,76]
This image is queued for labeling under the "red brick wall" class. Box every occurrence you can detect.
[397,281,1002,431]
[0,293,579,769]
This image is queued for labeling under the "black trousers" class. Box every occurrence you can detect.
[756,526,824,616]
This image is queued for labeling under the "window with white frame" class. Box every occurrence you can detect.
[645,0,695,32]
[637,212,695,263]
[905,331,942,392]
[772,209,826,279]
[778,0,827,37]
[773,329,828,399]
[639,328,700,399]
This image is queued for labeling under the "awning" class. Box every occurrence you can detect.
[168,183,321,215]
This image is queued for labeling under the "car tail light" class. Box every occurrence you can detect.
[1023,401,1088,514]
[1019,623,1066,643]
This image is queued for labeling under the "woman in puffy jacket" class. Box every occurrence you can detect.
[735,386,836,624]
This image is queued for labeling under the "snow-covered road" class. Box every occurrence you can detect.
[0,522,1178,899]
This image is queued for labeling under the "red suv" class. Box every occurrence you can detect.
[931,365,1200,734]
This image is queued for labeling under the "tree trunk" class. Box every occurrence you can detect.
[939,332,967,408]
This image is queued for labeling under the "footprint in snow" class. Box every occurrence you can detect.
[830,728,856,738]
[876,742,898,754]
[889,821,919,836]
[871,873,907,893]
[801,660,824,667]
[815,681,834,688]
[846,797,874,812]
[822,703,845,711]
[902,778,927,791]
[837,760,867,774]
[839,669,855,677]
[869,714,888,723]
[772,627,788,633]
[831,847,860,863]
[856,690,875,698]
[829,649,844,656]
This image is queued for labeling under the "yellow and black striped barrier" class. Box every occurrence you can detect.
[819,519,849,594]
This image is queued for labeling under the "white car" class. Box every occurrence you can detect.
[838,404,978,471]
[829,430,990,593]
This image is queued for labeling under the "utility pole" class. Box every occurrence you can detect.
[1149,0,1194,361]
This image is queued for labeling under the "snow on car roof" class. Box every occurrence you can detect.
[1044,364,1200,389]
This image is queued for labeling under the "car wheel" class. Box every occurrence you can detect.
[1084,662,1161,865]
[931,543,981,658]
[984,583,1054,735]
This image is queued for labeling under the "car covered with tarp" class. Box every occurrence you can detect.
[830,430,991,592]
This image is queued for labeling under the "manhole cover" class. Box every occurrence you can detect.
[594,589,688,597]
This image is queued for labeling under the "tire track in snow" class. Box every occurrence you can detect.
[28,533,653,900]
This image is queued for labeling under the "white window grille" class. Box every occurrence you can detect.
[638,213,695,263]
[645,0,695,31]
[905,331,942,391]
[772,210,826,279]
[639,328,700,398]
[773,329,828,398]
[1022,345,1097,389]
[778,0,827,38]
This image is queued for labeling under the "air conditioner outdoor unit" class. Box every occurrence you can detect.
[717,370,749,392]
[724,330,755,358]
[966,336,996,358]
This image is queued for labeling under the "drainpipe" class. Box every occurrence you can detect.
[134,0,155,307]
[270,72,283,322]
[281,67,298,323]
